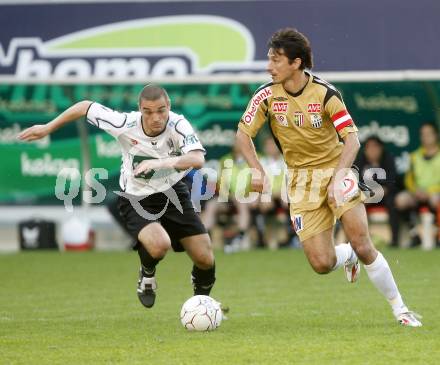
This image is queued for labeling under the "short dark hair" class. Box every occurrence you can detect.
[268,28,313,69]
[138,84,170,105]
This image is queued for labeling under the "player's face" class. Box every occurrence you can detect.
[267,48,300,84]
[420,125,438,148]
[139,96,170,136]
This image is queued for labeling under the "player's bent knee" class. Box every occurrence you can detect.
[352,240,376,263]
[193,251,215,270]
[138,223,172,258]
[155,238,172,257]
[139,237,171,259]
[310,257,334,274]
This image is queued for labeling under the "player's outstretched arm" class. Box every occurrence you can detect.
[17,100,93,142]
[134,150,205,176]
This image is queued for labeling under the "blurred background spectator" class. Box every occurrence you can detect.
[252,136,298,249]
[355,136,399,247]
[201,144,253,253]
[395,122,440,247]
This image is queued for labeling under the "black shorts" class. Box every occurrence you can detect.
[117,181,207,252]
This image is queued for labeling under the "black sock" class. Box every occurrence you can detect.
[137,244,161,277]
[192,263,216,296]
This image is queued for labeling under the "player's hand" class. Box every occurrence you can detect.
[251,168,271,193]
[327,177,344,207]
[17,124,51,141]
[134,159,162,176]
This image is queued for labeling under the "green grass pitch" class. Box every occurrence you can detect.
[1,248,439,364]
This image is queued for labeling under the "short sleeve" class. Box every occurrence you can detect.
[86,102,128,137]
[324,90,357,139]
[174,118,205,154]
[238,85,271,138]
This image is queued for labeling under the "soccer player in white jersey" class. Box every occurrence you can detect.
[18,84,217,309]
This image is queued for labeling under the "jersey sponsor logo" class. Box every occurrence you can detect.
[272,102,288,113]
[307,103,321,113]
[275,114,288,127]
[273,96,288,101]
[293,111,304,127]
[243,87,272,124]
[311,114,322,128]
[292,214,303,233]
[126,120,137,128]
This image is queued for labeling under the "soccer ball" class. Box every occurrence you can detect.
[180,295,222,331]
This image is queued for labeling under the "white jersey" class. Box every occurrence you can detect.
[86,102,205,196]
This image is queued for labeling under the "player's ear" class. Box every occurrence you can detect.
[291,57,302,70]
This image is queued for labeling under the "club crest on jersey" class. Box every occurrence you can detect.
[294,111,304,127]
[311,114,322,128]
[243,87,272,125]
[272,102,288,113]
[130,138,138,145]
[307,103,321,113]
[275,114,288,127]
[292,214,303,233]
[184,134,199,145]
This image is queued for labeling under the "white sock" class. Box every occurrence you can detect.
[364,252,408,316]
[332,243,354,271]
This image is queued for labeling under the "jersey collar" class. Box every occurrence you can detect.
[285,70,312,98]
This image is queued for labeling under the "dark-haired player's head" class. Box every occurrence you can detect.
[268,28,313,69]
[419,122,439,149]
[266,28,313,84]
[138,84,170,106]
[138,84,171,136]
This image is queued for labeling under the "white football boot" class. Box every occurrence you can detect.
[344,245,360,283]
[396,311,423,327]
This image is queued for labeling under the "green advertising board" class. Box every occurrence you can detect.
[1,81,439,205]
